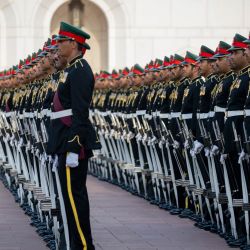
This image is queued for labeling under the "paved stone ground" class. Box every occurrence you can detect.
[88,175,230,250]
[0,175,231,250]
[0,181,47,250]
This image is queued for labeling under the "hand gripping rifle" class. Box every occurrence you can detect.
[214,120,238,239]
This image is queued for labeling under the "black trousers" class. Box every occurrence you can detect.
[58,154,95,250]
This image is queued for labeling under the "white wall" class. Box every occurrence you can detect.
[0,0,249,72]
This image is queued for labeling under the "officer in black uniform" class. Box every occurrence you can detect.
[212,41,236,133]
[47,22,101,250]
[243,35,250,182]
[223,33,249,247]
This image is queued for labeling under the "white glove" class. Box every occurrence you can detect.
[204,147,210,157]
[104,131,109,139]
[220,154,227,164]
[211,145,219,155]
[159,140,164,149]
[184,140,189,149]
[150,136,157,144]
[190,149,195,157]
[115,131,120,139]
[66,152,79,168]
[110,129,115,137]
[193,140,203,154]
[26,141,31,151]
[18,138,23,147]
[17,138,23,151]
[173,140,180,149]
[127,131,134,140]
[238,150,246,164]
[136,133,142,141]
[142,134,147,143]
[122,130,127,138]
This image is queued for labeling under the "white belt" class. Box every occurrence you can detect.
[136,110,146,115]
[244,109,250,116]
[24,112,34,118]
[197,113,209,119]
[227,110,244,117]
[159,113,170,119]
[102,112,108,117]
[145,114,152,120]
[126,113,134,119]
[50,109,72,120]
[181,113,192,120]
[214,106,226,112]
[4,112,14,118]
[152,112,157,117]
[171,112,181,118]
[41,109,48,116]
[209,111,215,118]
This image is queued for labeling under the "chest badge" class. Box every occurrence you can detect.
[59,71,68,83]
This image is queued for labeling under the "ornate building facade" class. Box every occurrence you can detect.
[0,0,249,72]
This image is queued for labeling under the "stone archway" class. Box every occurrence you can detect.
[50,0,108,73]
[0,0,17,70]
[31,0,130,72]
[0,11,6,70]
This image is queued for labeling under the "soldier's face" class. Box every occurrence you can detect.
[121,77,128,87]
[133,75,141,86]
[244,46,250,64]
[229,49,247,70]
[41,56,51,72]
[57,40,73,58]
[215,56,231,74]
[171,66,182,80]
[198,60,211,77]
[16,72,24,84]
[126,77,132,87]
[53,51,67,70]
[144,73,152,84]
[153,71,160,80]
[48,50,57,66]
[182,64,193,78]
[165,69,172,80]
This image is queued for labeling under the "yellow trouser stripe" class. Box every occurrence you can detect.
[185,196,189,209]
[66,166,87,250]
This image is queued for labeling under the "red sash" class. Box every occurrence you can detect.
[53,91,85,159]
[53,91,72,127]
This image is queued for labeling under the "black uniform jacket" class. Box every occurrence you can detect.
[47,55,101,155]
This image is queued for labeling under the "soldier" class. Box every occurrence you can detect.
[195,46,220,230]
[212,41,236,132]
[166,54,189,214]
[222,33,249,247]
[242,35,250,250]
[47,22,101,250]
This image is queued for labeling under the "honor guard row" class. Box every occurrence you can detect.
[0,28,250,250]
[0,22,100,250]
[90,33,250,249]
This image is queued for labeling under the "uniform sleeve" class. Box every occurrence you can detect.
[191,83,201,137]
[66,65,94,154]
